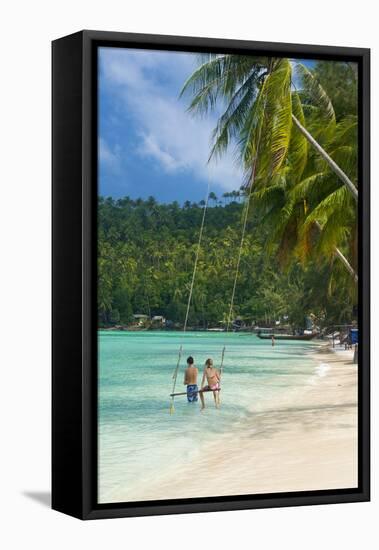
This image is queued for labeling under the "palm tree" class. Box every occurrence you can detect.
[291,113,357,200]
[209,191,218,205]
[180,55,357,280]
[222,191,230,204]
[146,195,157,208]
[181,55,357,200]
[230,190,240,202]
[254,107,358,281]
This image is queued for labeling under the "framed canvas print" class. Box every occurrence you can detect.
[52,30,370,519]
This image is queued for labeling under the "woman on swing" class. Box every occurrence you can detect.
[199,358,221,410]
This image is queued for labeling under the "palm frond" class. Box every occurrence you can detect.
[290,172,329,203]
[208,70,261,161]
[328,146,357,180]
[252,183,286,212]
[240,59,293,179]
[180,55,265,115]
[303,185,351,227]
[329,115,358,147]
[294,62,336,123]
[315,211,351,259]
[265,59,293,173]
[238,76,268,170]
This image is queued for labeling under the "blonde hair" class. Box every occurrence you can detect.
[205,358,213,367]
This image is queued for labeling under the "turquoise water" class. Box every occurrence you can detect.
[98,330,320,502]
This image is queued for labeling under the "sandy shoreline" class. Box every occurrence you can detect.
[106,343,358,502]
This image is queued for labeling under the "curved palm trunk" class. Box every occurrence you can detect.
[314,221,358,283]
[292,115,358,201]
[334,246,358,283]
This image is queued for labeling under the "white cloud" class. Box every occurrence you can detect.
[98,137,121,173]
[99,47,244,191]
[138,133,186,173]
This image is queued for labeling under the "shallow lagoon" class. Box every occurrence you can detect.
[98,330,321,502]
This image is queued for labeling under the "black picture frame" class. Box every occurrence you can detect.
[52,30,370,520]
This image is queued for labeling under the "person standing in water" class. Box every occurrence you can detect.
[184,356,199,402]
[199,358,220,410]
[271,335,275,347]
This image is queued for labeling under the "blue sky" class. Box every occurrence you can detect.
[98,48,315,204]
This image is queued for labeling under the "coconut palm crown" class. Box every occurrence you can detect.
[180,55,358,284]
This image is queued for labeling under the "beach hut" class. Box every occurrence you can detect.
[152,315,166,327]
[133,314,149,327]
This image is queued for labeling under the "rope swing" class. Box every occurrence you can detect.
[220,182,254,380]
[169,182,210,414]
[169,178,255,414]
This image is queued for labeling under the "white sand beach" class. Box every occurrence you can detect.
[111,344,358,502]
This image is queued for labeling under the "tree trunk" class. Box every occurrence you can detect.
[334,246,358,283]
[292,114,358,201]
[315,221,358,283]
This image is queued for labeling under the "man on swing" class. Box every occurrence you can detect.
[199,358,221,409]
[183,356,199,402]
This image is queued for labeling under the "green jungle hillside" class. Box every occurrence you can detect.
[98,195,356,329]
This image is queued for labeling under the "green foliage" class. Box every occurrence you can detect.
[98,197,356,329]
[293,62,336,123]
[312,61,358,121]
[181,54,358,298]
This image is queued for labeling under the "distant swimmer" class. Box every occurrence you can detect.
[184,356,199,402]
[200,358,220,409]
[271,335,275,347]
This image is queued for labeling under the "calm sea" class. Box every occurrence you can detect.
[98,330,320,502]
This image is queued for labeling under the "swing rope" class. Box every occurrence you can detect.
[169,176,255,412]
[169,87,265,409]
[225,198,251,333]
[220,180,255,383]
[169,182,211,414]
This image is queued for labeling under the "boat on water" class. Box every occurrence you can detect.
[257,331,318,341]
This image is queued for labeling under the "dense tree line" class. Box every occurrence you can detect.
[98,195,356,329]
